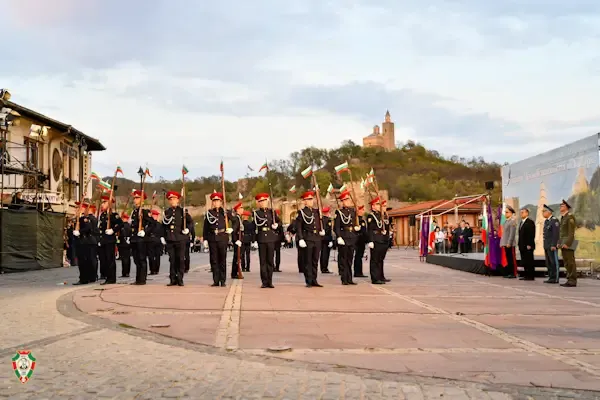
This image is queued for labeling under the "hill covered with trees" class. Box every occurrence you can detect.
[99,140,503,209]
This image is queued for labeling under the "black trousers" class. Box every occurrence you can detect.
[258,241,275,286]
[320,241,331,272]
[241,243,251,271]
[76,244,92,283]
[167,241,185,284]
[296,240,306,273]
[99,243,117,283]
[337,244,355,284]
[369,243,387,283]
[502,246,518,277]
[118,245,131,276]
[89,245,98,280]
[232,243,242,277]
[274,243,281,270]
[184,241,190,272]
[354,242,365,276]
[209,241,227,285]
[303,240,321,285]
[132,241,148,284]
[148,242,161,274]
[520,246,535,279]
[545,248,559,281]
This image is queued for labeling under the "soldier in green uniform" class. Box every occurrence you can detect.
[558,199,577,287]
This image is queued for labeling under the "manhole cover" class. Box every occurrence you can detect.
[267,346,292,353]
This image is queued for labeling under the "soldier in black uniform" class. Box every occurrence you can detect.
[118,212,132,277]
[296,191,324,288]
[147,209,163,275]
[274,209,284,272]
[334,190,360,285]
[241,210,256,272]
[253,193,280,288]
[203,192,230,287]
[98,193,122,285]
[231,202,244,279]
[184,209,195,273]
[130,190,152,285]
[320,206,333,274]
[353,205,368,278]
[287,218,305,273]
[88,204,100,281]
[72,202,93,285]
[367,197,389,284]
[163,191,192,286]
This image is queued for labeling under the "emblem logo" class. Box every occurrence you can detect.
[12,351,36,383]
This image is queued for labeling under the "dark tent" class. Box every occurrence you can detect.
[0,209,65,272]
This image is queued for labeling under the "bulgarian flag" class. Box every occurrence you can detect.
[98,180,111,190]
[334,161,349,174]
[360,178,365,190]
[339,183,347,192]
[289,185,296,193]
[301,166,313,179]
[182,165,189,175]
[482,201,489,265]
[367,168,375,178]
[259,161,268,173]
[498,203,508,267]
[89,171,101,181]
[116,165,124,175]
[220,160,224,173]
[145,167,152,177]
[327,183,334,194]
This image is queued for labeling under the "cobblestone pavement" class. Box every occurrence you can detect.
[1,251,600,399]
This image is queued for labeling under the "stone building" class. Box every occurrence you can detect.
[362,110,395,151]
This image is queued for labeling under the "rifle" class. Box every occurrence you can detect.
[106,167,119,229]
[236,208,244,279]
[220,162,229,230]
[311,174,324,231]
[347,168,360,225]
[138,171,148,233]
[74,175,94,231]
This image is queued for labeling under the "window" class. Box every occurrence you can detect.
[23,138,39,170]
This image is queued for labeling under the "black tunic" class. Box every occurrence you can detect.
[253,208,281,243]
[203,208,228,243]
[163,206,192,242]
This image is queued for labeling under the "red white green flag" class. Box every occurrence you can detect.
[259,161,268,173]
[334,161,349,174]
[182,165,189,175]
[89,171,101,181]
[301,166,313,179]
[116,165,124,175]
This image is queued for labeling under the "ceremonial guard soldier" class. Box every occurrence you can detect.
[274,209,284,272]
[241,210,256,272]
[295,191,324,288]
[203,192,231,287]
[147,209,163,275]
[183,209,195,273]
[163,191,192,286]
[87,204,100,280]
[231,201,244,279]
[287,218,305,273]
[98,193,122,285]
[367,197,389,284]
[353,205,368,278]
[334,190,360,285]
[253,193,280,288]
[118,212,132,277]
[73,202,93,285]
[130,190,152,285]
[320,207,333,274]
[542,204,560,284]
[558,199,577,287]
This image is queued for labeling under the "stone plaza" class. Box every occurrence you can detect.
[1,249,600,399]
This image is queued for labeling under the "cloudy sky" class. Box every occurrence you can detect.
[2,0,600,180]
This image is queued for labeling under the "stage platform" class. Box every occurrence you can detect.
[426,252,564,276]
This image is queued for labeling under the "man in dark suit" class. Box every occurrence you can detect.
[518,207,536,280]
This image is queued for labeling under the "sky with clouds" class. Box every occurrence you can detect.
[2,0,600,180]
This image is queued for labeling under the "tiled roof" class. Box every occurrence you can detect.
[388,198,482,217]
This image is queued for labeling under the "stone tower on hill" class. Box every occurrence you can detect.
[363,110,395,151]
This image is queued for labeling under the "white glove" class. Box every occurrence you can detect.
[299,239,307,248]
[105,229,114,235]
[137,231,145,238]
[354,226,361,232]
[98,242,101,247]
[270,223,277,230]
[190,242,193,248]
[226,228,233,234]
[337,237,345,246]
[73,230,80,237]
[160,238,166,245]
[125,237,130,244]
[319,230,325,236]
[203,240,209,248]
[182,228,189,235]
[235,240,242,246]
[368,242,374,249]
[251,242,258,249]
[328,242,333,248]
